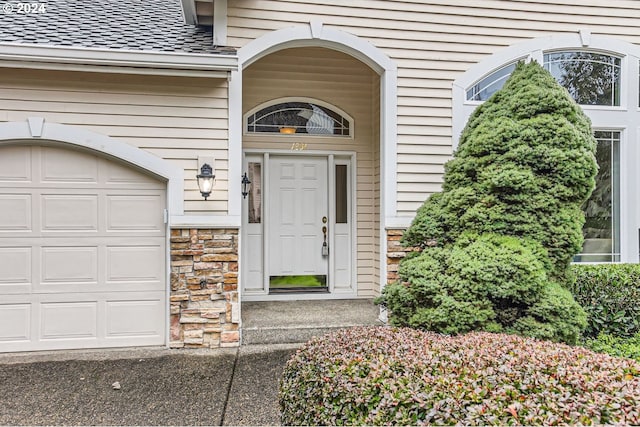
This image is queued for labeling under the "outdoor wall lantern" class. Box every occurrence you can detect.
[197,163,215,200]
[241,172,252,199]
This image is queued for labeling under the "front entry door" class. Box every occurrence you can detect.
[268,156,328,291]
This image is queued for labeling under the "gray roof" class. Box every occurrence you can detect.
[0,0,232,55]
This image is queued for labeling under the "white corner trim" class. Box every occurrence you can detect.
[228,69,243,219]
[0,42,238,76]
[213,0,228,46]
[180,0,197,25]
[0,119,185,216]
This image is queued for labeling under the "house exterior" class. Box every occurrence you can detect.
[1,0,639,352]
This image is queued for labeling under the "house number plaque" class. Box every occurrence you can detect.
[290,142,308,151]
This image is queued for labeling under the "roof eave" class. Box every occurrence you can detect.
[0,42,237,77]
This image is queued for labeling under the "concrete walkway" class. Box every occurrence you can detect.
[0,299,384,425]
[242,299,382,344]
[0,344,299,426]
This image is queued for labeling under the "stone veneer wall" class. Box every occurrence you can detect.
[169,228,240,348]
[386,228,418,284]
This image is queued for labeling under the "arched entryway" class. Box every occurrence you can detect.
[232,23,396,301]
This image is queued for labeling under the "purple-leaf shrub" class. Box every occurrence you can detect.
[279,326,640,426]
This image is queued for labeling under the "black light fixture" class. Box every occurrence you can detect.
[197,163,215,200]
[241,172,252,199]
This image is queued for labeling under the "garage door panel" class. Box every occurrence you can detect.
[104,162,165,189]
[41,147,99,184]
[0,246,31,284]
[106,297,164,337]
[41,246,98,284]
[0,145,31,182]
[107,245,163,283]
[107,195,164,231]
[41,194,98,231]
[0,303,31,342]
[0,194,32,231]
[40,301,98,340]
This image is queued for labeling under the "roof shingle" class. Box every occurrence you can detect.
[0,0,232,55]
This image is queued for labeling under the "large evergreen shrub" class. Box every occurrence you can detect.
[379,61,597,343]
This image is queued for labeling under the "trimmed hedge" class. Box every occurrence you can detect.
[280,327,640,426]
[569,264,640,338]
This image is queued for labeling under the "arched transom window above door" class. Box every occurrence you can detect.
[245,99,352,136]
[452,33,640,263]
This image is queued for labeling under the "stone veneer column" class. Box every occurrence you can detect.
[386,229,418,284]
[169,228,239,348]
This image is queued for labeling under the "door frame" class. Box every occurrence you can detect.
[241,148,357,301]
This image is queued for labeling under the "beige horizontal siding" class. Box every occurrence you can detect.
[228,0,640,215]
[0,68,229,216]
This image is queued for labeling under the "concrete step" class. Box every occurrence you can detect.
[241,299,383,345]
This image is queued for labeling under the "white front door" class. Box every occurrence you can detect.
[268,156,328,290]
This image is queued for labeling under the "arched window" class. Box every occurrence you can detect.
[246,100,351,136]
[466,62,518,101]
[544,51,621,106]
[465,51,622,106]
[453,33,640,263]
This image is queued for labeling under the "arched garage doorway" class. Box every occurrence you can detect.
[0,121,181,352]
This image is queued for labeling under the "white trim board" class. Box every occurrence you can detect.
[0,42,237,77]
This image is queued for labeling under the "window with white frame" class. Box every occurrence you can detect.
[454,35,640,263]
[576,131,620,262]
[464,51,622,106]
[246,101,351,136]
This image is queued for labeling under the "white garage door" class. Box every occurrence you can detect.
[0,144,167,352]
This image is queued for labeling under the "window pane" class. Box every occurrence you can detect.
[544,51,621,106]
[576,131,620,262]
[247,162,261,224]
[247,102,350,136]
[466,63,517,101]
[335,164,348,224]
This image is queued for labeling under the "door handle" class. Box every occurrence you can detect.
[322,224,328,256]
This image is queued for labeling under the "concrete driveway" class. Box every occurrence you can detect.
[0,344,298,426]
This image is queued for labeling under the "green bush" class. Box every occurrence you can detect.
[584,332,640,362]
[378,233,585,343]
[569,264,640,338]
[401,61,597,281]
[280,327,640,426]
[381,61,596,343]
